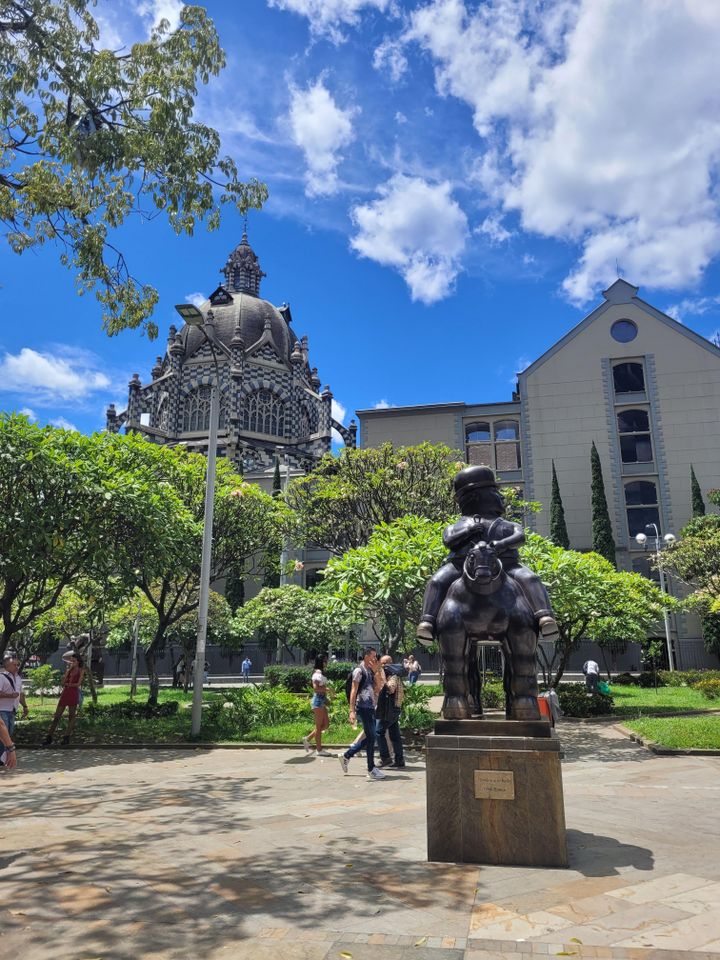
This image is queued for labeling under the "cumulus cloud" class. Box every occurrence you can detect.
[664,294,720,323]
[268,0,392,42]
[50,417,79,432]
[350,174,469,303]
[331,398,347,423]
[185,292,206,309]
[0,347,111,404]
[477,214,512,244]
[406,0,720,303]
[288,79,357,197]
[19,407,37,421]
[134,0,183,30]
[374,38,409,82]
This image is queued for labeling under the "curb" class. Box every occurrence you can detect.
[614,723,720,756]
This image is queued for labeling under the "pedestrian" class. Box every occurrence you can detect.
[582,658,600,694]
[0,714,17,770]
[302,655,332,756]
[406,654,422,685]
[241,656,252,683]
[43,653,85,746]
[376,655,407,768]
[0,653,28,738]
[338,648,386,781]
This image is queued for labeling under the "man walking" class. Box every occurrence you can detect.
[241,656,252,683]
[339,648,386,781]
[0,653,28,738]
[376,655,407,768]
[582,658,600,694]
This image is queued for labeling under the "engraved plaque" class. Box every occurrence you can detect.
[474,770,515,800]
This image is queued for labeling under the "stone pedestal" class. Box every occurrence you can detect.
[426,719,568,868]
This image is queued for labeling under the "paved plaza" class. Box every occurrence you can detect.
[3,722,720,960]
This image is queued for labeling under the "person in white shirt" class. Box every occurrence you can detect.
[0,653,28,737]
[582,659,600,694]
[302,655,332,756]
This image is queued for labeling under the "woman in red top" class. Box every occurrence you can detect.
[44,654,84,746]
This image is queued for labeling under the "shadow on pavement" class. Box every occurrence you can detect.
[558,723,656,764]
[567,828,654,876]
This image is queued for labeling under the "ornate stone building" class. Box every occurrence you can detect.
[106,231,356,475]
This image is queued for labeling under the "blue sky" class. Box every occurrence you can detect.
[3,0,720,435]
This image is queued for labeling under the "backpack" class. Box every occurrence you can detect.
[344,666,369,703]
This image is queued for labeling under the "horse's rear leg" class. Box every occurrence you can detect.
[438,610,471,720]
[508,628,540,721]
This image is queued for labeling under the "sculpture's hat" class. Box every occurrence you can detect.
[453,465,498,502]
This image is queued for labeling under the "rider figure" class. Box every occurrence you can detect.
[416,465,559,643]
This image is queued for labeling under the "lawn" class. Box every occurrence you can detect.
[624,716,720,750]
[608,684,719,718]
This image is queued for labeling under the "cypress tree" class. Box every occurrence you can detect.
[691,465,706,517]
[549,460,570,548]
[272,457,282,498]
[590,442,616,566]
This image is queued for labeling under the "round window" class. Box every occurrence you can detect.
[611,319,638,343]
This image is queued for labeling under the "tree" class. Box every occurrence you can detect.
[232,585,348,663]
[691,465,706,517]
[321,516,447,655]
[0,1,266,337]
[130,454,279,702]
[590,442,616,566]
[549,461,570,549]
[0,416,183,657]
[521,534,672,686]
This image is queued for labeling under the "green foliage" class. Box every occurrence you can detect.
[0,1,266,337]
[203,686,307,737]
[612,672,639,685]
[693,678,720,700]
[701,614,720,659]
[262,661,355,692]
[480,682,504,708]
[555,682,614,717]
[322,515,448,654]
[658,669,720,687]
[86,699,179,719]
[691,465,706,517]
[232,585,348,662]
[522,534,673,686]
[625,716,720,750]
[395,682,435,732]
[25,664,60,698]
[590,442,616,566]
[665,514,720,624]
[549,461,570,549]
[637,671,666,688]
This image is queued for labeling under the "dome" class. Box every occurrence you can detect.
[180,292,295,362]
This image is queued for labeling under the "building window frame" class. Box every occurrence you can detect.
[242,387,286,438]
[624,479,661,538]
[465,417,522,472]
[617,408,653,464]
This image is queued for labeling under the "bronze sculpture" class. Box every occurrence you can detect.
[417,466,558,721]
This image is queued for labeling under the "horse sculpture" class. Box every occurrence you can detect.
[436,540,541,721]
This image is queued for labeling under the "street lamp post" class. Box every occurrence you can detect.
[635,523,676,671]
[174,303,231,737]
[276,447,292,664]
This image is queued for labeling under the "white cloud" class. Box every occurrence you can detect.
[185,292,206,309]
[50,417,79,432]
[350,174,469,303]
[374,399,391,408]
[395,111,408,125]
[0,347,110,403]
[374,38,409,83]
[288,79,357,197]
[664,294,720,323]
[477,214,511,244]
[268,0,392,42]
[19,407,37,421]
[331,398,347,423]
[134,0,183,31]
[406,0,720,303]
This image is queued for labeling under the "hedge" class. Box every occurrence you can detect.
[263,661,356,693]
[555,682,614,717]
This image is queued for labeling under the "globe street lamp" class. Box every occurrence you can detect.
[175,303,231,736]
[635,523,676,671]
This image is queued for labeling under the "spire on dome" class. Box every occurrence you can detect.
[221,230,266,295]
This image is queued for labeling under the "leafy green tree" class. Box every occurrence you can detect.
[691,465,706,517]
[0,416,182,657]
[321,516,447,655]
[549,461,570,549]
[26,664,60,702]
[232,585,348,663]
[0,0,267,337]
[522,534,672,685]
[590,442,616,566]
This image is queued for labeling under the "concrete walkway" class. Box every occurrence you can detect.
[2,722,720,960]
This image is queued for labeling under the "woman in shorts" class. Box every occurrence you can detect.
[302,655,331,756]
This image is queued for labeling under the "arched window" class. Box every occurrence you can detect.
[465,421,492,466]
[182,385,226,433]
[625,480,660,537]
[617,409,652,463]
[298,404,318,439]
[242,388,286,437]
[613,361,645,394]
[466,421,491,442]
[155,394,169,433]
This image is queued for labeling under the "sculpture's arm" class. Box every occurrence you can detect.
[490,521,525,552]
[443,516,483,550]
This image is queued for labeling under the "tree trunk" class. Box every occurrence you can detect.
[145,644,161,706]
[85,637,98,705]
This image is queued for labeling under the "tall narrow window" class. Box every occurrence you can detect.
[625,480,660,537]
[298,404,318,439]
[465,421,491,466]
[156,394,169,433]
[617,409,652,463]
[242,388,286,437]
[494,420,522,470]
[613,361,645,394]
